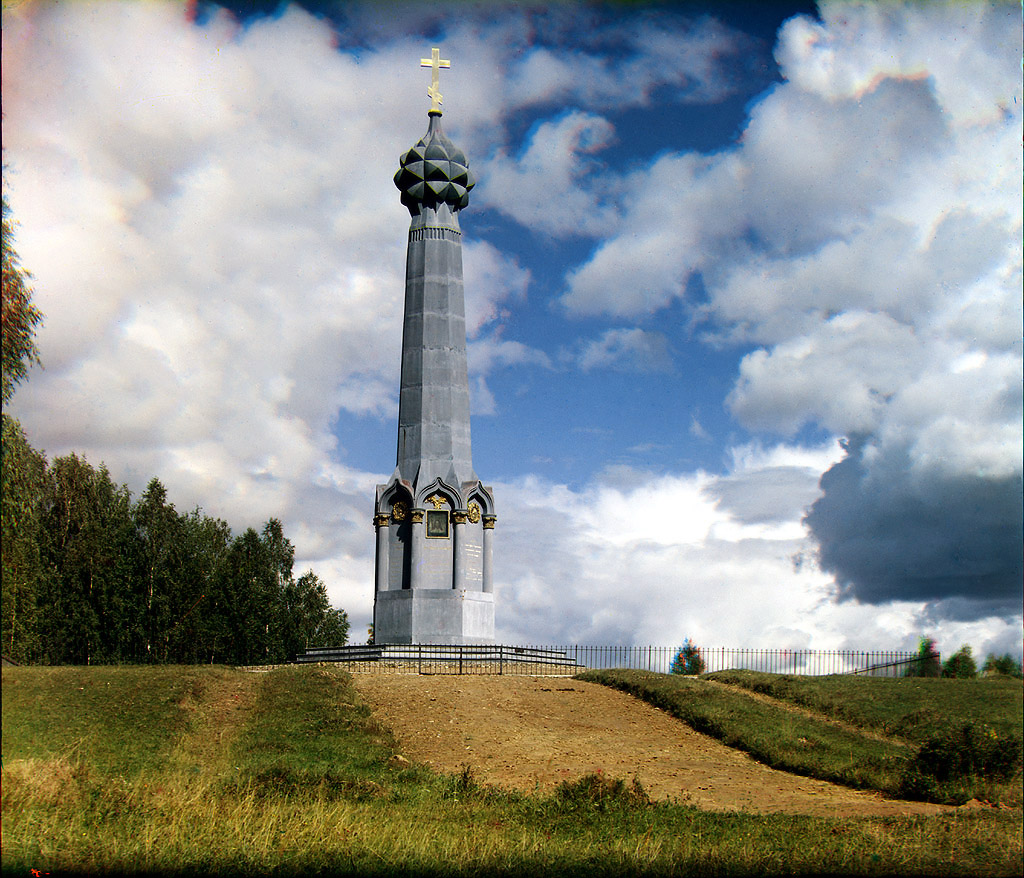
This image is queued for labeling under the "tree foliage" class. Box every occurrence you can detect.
[1,193,43,404]
[982,653,1023,678]
[1,440,348,665]
[1,415,47,661]
[670,638,706,675]
[942,644,977,679]
[903,636,942,677]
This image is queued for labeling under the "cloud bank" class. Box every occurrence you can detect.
[548,2,1023,624]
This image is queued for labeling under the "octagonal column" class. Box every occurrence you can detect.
[408,509,424,590]
[373,513,390,592]
[482,515,496,594]
[452,510,468,590]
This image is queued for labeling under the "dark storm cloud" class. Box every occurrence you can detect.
[805,435,1023,619]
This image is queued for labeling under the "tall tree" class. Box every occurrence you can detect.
[1,187,46,661]
[219,527,272,664]
[280,570,331,659]
[315,606,351,650]
[38,454,134,664]
[261,518,295,661]
[167,508,231,664]
[1,193,43,404]
[904,636,942,677]
[1,416,47,661]
[942,645,977,679]
[134,478,183,660]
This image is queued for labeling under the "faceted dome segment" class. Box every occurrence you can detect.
[395,113,475,215]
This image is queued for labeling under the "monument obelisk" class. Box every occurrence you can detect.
[372,49,496,645]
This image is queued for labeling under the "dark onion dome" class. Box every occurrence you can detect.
[394,112,476,215]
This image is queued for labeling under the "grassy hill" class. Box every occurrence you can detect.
[3,664,1022,877]
[579,668,1023,806]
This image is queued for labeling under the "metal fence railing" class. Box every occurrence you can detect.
[294,645,922,677]
[296,644,583,675]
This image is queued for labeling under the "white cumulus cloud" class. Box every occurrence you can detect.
[3,0,1019,654]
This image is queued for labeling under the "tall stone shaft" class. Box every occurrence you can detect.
[372,97,496,646]
[396,189,475,489]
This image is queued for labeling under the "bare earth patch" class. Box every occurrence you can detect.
[352,674,952,817]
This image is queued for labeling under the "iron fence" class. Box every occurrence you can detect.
[294,644,923,677]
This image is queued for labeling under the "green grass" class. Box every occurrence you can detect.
[704,669,1024,743]
[578,669,1023,807]
[577,669,911,797]
[3,664,1023,877]
[229,663,432,797]
[0,664,217,775]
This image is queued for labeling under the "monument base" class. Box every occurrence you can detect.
[374,589,494,645]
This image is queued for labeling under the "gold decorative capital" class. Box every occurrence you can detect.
[452,510,469,525]
[373,513,390,528]
[482,515,497,530]
[391,500,407,522]
[410,508,425,524]
[467,502,481,524]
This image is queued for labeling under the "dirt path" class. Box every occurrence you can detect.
[352,674,952,817]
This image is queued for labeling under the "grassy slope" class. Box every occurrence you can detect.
[705,669,1024,743]
[1,664,215,774]
[2,664,1022,877]
[578,669,1023,806]
[231,663,432,796]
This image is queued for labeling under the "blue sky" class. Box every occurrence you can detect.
[324,2,815,488]
[3,1,1021,658]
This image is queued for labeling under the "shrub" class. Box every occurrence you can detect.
[555,772,649,810]
[903,636,941,677]
[899,721,1023,802]
[942,645,977,679]
[441,764,479,800]
[983,653,1023,678]
[911,723,1021,783]
[670,639,705,675]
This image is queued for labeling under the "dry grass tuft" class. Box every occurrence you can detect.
[2,755,96,807]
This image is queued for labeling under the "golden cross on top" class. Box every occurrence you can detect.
[421,47,450,113]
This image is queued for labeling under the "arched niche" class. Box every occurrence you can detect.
[381,484,413,522]
[465,486,494,521]
[416,478,459,540]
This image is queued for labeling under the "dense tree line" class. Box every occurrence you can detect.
[1,420,349,665]
[3,188,348,666]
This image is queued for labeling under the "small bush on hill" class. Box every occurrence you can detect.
[903,636,941,677]
[440,764,480,801]
[900,721,1022,801]
[913,723,1022,782]
[983,653,1023,678]
[942,644,977,679]
[555,771,649,811]
[670,639,705,675]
